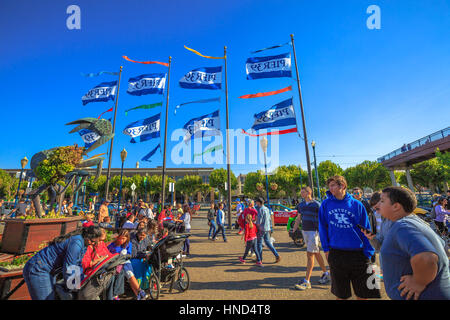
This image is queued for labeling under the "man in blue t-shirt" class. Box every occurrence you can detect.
[292,186,330,290]
[362,186,450,300]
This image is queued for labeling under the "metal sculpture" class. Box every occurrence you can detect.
[27,118,114,217]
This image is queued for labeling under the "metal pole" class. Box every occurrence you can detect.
[105,66,123,201]
[161,57,172,206]
[312,144,321,201]
[264,151,270,208]
[14,168,25,209]
[117,160,124,228]
[224,46,232,229]
[290,34,314,197]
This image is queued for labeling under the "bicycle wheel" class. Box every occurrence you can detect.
[177,267,190,292]
[146,273,160,300]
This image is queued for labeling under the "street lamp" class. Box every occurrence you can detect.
[14,157,28,211]
[260,137,270,208]
[117,148,127,228]
[311,141,321,201]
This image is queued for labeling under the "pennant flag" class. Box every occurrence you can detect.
[125,102,163,116]
[179,66,222,90]
[238,85,292,99]
[123,113,161,143]
[174,97,221,115]
[246,53,292,80]
[127,73,166,96]
[250,41,290,54]
[98,107,113,119]
[81,71,119,77]
[141,144,161,162]
[184,45,225,59]
[183,110,221,143]
[251,98,297,131]
[122,56,169,67]
[193,144,223,160]
[78,129,101,148]
[241,127,298,137]
[82,81,117,106]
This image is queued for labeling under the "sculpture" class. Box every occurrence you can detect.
[27,118,114,217]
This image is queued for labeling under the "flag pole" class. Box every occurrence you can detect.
[224,46,232,229]
[290,34,314,197]
[161,57,172,205]
[105,66,123,201]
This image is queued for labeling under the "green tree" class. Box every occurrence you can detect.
[243,171,265,198]
[410,158,446,192]
[343,160,391,190]
[435,149,449,189]
[271,165,304,200]
[176,175,203,202]
[315,160,344,187]
[209,168,237,198]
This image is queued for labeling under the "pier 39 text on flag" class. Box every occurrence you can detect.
[81,81,117,105]
[183,110,221,143]
[179,66,222,89]
[78,129,100,149]
[246,53,292,80]
[127,73,166,96]
[123,113,161,143]
[251,98,297,130]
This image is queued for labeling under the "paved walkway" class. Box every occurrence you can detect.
[156,211,389,300]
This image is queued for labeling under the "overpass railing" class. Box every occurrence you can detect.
[377,127,450,163]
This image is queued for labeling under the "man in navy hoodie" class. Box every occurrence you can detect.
[318,175,381,300]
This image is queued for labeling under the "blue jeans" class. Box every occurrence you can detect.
[257,231,279,262]
[183,228,191,254]
[23,258,55,300]
[242,239,261,262]
[213,224,227,241]
[208,221,217,238]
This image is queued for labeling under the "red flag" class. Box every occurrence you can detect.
[98,107,113,119]
[241,127,298,137]
[123,55,169,67]
[238,85,292,99]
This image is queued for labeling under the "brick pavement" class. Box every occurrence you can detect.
[156,211,389,300]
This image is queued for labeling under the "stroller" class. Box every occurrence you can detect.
[144,223,191,300]
[53,253,130,300]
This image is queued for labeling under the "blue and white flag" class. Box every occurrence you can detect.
[82,81,117,105]
[127,73,166,96]
[179,66,222,90]
[123,113,161,143]
[183,110,221,143]
[141,144,161,162]
[78,129,101,149]
[246,53,292,80]
[251,98,297,131]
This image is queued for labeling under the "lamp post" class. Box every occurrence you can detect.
[14,156,28,210]
[260,137,270,208]
[117,148,127,228]
[311,141,321,201]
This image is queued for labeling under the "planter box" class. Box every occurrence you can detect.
[0,269,30,300]
[0,217,83,255]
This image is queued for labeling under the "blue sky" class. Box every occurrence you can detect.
[1,0,449,175]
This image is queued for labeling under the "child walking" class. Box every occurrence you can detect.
[239,214,262,265]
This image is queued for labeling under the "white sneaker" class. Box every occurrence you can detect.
[294,279,311,290]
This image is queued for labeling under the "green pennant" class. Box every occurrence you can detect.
[124,102,163,116]
[192,144,223,161]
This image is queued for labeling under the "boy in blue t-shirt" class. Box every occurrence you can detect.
[362,186,450,300]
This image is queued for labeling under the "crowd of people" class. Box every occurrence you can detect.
[21,198,195,300]
[8,178,450,300]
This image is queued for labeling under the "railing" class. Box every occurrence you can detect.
[377,127,450,163]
